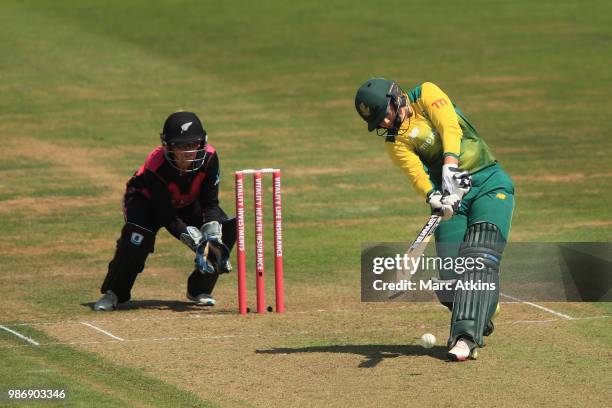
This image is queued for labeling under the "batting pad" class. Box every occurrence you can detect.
[449,222,504,347]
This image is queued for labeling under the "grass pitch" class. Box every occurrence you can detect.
[1,1,611,407]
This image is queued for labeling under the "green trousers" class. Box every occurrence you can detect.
[433,163,514,345]
[435,163,514,261]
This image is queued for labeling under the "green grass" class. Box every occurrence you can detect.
[0,328,214,407]
[0,0,610,406]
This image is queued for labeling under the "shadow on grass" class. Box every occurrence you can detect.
[81,300,234,314]
[256,344,448,367]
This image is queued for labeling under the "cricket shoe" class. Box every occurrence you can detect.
[447,337,478,362]
[94,290,118,311]
[187,292,216,306]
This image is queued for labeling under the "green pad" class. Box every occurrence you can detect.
[449,222,504,347]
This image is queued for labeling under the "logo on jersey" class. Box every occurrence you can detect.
[358,102,371,118]
[496,193,507,200]
[180,122,193,133]
[130,232,144,246]
[430,98,448,109]
[409,127,420,138]
[419,130,437,150]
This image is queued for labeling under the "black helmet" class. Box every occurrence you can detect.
[160,111,208,172]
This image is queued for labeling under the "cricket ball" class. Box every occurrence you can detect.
[420,333,436,349]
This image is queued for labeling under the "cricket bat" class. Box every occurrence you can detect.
[388,214,442,300]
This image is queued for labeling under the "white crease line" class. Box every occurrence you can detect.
[80,322,124,341]
[500,293,575,320]
[575,315,610,320]
[506,319,558,325]
[495,315,609,326]
[0,324,40,346]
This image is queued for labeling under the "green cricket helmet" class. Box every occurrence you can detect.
[355,78,394,131]
[355,78,406,132]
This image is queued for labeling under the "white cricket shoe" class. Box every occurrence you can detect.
[447,338,478,361]
[94,290,118,311]
[187,292,216,306]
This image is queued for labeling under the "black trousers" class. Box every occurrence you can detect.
[102,193,236,301]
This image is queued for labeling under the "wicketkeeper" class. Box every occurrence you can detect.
[355,79,515,361]
[94,111,235,311]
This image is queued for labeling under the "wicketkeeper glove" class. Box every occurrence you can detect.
[195,221,232,275]
[180,226,204,252]
[180,222,232,274]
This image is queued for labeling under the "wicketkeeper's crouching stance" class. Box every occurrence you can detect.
[355,79,514,361]
[94,111,234,311]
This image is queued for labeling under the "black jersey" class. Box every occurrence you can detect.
[125,145,225,238]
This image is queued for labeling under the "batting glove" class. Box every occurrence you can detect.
[427,190,454,221]
[441,164,472,199]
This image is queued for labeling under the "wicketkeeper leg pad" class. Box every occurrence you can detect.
[101,222,155,303]
[449,222,504,347]
[221,217,236,250]
[187,269,219,296]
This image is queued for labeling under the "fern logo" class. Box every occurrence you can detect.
[180,122,193,133]
[358,102,371,118]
